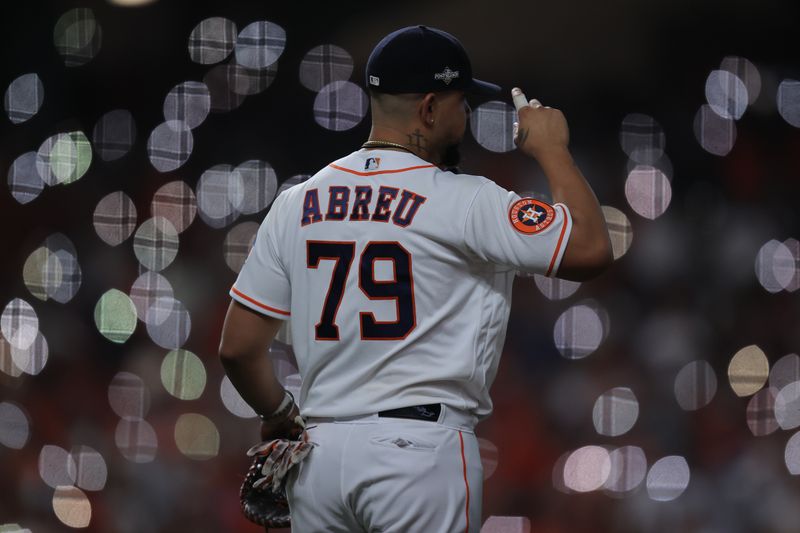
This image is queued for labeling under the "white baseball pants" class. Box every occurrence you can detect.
[285,409,482,532]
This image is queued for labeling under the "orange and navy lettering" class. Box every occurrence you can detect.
[392,189,427,227]
[300,184,426,228]
[301,188,323,226]
[371,186,399,222]
[325,186,349,221]
[350,186,372,221]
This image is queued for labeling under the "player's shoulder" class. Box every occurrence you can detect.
[429,168,497,207]
[433,168,492,190]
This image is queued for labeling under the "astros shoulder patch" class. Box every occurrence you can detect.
[508,198,556,234]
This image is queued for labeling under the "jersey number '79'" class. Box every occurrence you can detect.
[306,241,416,341]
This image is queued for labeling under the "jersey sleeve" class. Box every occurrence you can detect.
[463,180,573,277]
[230,199,291,320]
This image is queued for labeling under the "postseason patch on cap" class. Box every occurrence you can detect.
[508,198,556,234]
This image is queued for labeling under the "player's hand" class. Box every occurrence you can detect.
[511,87,570,161]
[260,402,305,441]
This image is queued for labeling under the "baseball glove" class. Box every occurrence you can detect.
[239,390,315,527]
[240,431,315,527]
[240,452,291,528]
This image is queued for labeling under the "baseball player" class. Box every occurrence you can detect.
[220,25,612,532]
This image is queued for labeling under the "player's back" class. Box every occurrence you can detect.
[279,148,504,418]
[232,147,572,420]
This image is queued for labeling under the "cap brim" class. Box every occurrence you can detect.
[466,78,502,97]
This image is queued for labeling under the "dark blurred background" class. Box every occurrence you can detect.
[2,0,800,531]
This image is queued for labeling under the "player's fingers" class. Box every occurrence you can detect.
[529,99,542,109]
[512,121,519,138]
[511,87,528,111]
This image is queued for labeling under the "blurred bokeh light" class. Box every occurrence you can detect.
[2,1,800,531]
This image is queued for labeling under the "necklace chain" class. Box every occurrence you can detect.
[361,140,414,153]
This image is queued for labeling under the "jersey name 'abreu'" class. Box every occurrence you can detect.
[300,185,427,228]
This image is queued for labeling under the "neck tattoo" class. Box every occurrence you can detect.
[406,128,427,152]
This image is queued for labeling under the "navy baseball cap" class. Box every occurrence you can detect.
[366,25,501,96]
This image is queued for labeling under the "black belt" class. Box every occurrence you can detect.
[378,403,441,422]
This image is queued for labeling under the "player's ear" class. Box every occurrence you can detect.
[419,93,436,129]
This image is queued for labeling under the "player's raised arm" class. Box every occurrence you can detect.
[512,87,613,281]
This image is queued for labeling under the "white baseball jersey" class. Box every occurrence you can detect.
[230,148,572,421]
